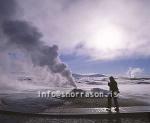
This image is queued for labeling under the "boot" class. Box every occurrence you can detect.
[114,107,119,112]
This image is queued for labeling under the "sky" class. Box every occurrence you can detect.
[1,0,150,77]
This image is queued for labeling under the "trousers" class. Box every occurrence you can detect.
[107,91,119,109]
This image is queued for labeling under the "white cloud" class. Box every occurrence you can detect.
[18,0,150,60]
[127,67,144,78]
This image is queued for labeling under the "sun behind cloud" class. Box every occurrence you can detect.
[89,23,123,48]
[80,22,126,60]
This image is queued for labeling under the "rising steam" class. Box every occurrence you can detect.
[0,0,76,90]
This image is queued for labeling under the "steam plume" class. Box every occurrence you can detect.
[0,0,76,89]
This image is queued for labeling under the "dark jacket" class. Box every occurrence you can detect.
[108,81,119,92]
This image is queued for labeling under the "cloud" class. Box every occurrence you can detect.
[0,0,18,20]
[18,0,150,60]
[127,67,144,78]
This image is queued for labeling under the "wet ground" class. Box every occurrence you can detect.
[0,110,149,123]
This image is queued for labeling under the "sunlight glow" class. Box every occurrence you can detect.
[88,24,123,52]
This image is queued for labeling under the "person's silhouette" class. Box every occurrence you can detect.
[107,76,120,112]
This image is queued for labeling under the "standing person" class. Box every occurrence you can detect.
[107,76,120,112]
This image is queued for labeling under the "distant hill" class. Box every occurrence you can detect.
[72,73,106,78]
